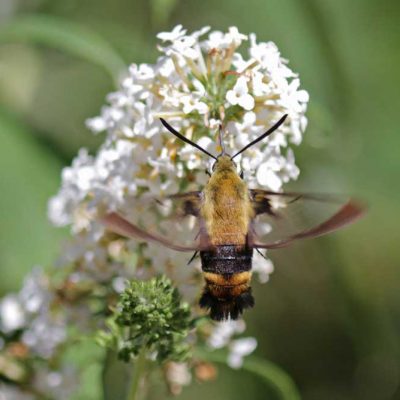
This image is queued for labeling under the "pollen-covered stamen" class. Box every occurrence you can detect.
[217,124,226,156]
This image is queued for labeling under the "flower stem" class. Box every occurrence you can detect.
[195,348,301,400]
[127,348,147,400]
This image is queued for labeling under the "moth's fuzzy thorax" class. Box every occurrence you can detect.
[201,156,253,247]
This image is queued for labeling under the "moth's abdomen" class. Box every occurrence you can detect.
[203,271,251,298]
[199,273,254,321]
[200,245,252,274]
[199,245,254,321]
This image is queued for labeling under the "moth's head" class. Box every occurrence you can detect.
[160,114,288,174]
[211,155,236,173]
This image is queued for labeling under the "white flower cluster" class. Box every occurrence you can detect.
[49,24,308,283]
[0,268,78,399]
[207,319,257,368]
[0,268,66,358]
[45,25,308,380]
[0,26,309,397]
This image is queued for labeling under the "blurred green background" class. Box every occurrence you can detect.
[0,0,399,399]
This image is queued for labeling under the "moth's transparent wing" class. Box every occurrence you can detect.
[102,191,208,252]
[249,189,366,249]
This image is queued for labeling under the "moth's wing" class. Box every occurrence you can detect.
[102,213,198,252]
[101,191,209,252]
[249,189,366,249]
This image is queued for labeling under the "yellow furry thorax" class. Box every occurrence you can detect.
[201,155,254,247]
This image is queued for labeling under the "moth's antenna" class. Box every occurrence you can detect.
[231,114,288,160]
[218,124,226,156]
[160,118,217,160]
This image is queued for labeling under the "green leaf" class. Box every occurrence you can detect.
[197,349,301,400]
[0,14,126,84]
[0,109,67,292]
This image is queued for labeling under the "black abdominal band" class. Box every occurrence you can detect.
[200,245,253,274]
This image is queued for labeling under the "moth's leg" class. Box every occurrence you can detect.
[187,251,199,265]
[255,247,268,260]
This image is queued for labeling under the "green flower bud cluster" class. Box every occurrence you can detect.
[98,276,192,363]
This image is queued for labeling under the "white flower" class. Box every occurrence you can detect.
[19,267,50,314]
[159,26,205,60]
[165,362,192,386]
[112,276,128,293]
[157,25,187,42]
[203,27,247,51]
[226,76,255,111]
[0,295,26,333]
[226,26,248,47]
[129,63,155,83]
[228,337,257,369]
[252,250,274,283]
[85,116,107,132]
[251,70,270,97]
[249,34,295,80]
[207,319,246,349]
[181,94,209,114]
[0,268,68,359]
[33,366,78,400]
[256,163,282,190]
[22,314,67,359]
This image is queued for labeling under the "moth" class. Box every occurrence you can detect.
[102,115,365,321]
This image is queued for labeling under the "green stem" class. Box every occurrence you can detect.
[127,348,147,400]
[196,349,301,400]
